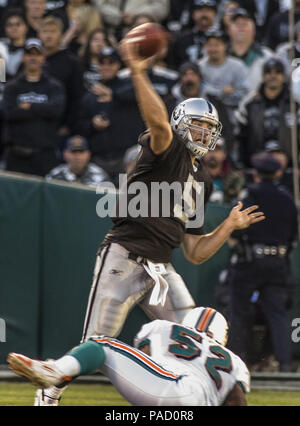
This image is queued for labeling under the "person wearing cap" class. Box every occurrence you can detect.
[227,151,298,373]
[235,57,295,168]
[233,0,280,43]
[199,28,250,116]
[78,46,144,184]
[218,1,240,38]
[169,0,218,69]
[46,135,110,187]
[38,15,84,137]
[169,62,206,105]
[264,140,293,194]
[227,8,273,91]
[3,38,66,177]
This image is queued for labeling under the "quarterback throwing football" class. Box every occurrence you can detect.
[33,37,264,405]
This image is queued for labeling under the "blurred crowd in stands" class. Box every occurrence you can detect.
[0,0,298,200]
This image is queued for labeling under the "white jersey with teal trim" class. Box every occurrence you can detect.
[134,319,250,406]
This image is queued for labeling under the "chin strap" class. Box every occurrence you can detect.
[185,128,209,158]
[186,140,208,157]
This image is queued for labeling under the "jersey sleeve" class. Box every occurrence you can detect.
[233,355,251,394]
[138,130,180,163]
[134,320,166,350]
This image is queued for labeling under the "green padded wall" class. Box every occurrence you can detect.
[0,173,299,363]
[0,175,42,361]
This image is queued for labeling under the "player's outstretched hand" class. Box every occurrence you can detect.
[119,38,156,75]
[228,201,265,231]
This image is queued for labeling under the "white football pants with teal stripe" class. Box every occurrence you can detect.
[90,337,207,406]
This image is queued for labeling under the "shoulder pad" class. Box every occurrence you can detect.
[138,130,151,146]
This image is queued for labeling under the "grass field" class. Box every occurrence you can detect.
[0,382,299,406]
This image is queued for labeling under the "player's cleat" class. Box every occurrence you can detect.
[7,353,72,389]
[34,388,62,406]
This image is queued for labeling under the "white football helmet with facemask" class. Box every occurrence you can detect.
[182,307,229,346]
[171,98,222,157]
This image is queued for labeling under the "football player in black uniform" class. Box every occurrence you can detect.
[35,36,265,406]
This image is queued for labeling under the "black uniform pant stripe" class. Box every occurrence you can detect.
[81,245,110,342]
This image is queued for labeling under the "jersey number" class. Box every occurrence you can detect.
[168,325,202,360]
[205,345,232,390]
[168,325,232,389]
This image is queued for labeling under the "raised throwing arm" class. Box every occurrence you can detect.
[119,39,172,155]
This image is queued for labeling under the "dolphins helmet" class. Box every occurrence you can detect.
[182,307,229,346]
[171,98,222,157]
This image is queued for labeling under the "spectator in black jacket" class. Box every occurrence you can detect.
[3,38,65,177]
[38,15,84,138]
[235,58,296,168]
[169,0,218,69]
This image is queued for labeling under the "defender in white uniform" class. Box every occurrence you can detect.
[8,308,250,406]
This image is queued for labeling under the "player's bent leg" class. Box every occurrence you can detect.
[8,342,106,388]
[90,337,202,406]
[9,339,205,406]
[33,243,155,406]
[82,244,154,340]
[7,353,73,388]
[140,263,195,323]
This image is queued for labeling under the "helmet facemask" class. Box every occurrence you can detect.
[171,98,223,158]
[183,116,222,157]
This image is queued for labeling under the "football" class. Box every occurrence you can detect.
[124,23,169,58]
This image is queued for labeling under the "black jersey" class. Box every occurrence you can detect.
[103,132,213,263]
